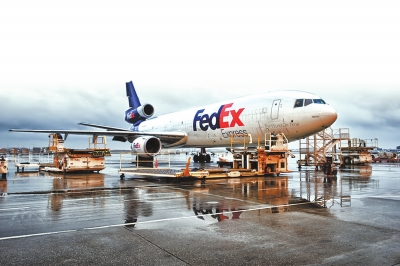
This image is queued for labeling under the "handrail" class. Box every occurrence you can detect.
[229,134,252,151]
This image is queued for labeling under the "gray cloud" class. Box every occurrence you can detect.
[1,1,400,149]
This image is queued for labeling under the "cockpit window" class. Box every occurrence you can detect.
[313,99,326,104]
[294,99,303,108]
[294,98,326,108]
[304,99,313,106]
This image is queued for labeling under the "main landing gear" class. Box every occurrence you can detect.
[193,148,211,163]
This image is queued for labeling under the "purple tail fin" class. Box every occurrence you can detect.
[126,81,141,108]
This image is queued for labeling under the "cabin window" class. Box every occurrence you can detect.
[304,99,313,106]
[294,99,303,108]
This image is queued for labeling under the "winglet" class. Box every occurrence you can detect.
[126,81,141,108]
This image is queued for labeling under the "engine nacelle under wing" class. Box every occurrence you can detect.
[125,104,154,125]
[131,136,161,157]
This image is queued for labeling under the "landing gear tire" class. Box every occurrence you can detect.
[344,157,351,164]
[199,154,205,163]
[205,154,211,163]
[193,154,199,163]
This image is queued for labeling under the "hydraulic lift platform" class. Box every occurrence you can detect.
[40,134,111,173]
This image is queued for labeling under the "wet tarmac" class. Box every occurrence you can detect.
[1,153,400,265]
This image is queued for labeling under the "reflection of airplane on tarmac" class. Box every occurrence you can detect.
[188,177,294,223]
[10,81,337,162]
[193,203,243,222]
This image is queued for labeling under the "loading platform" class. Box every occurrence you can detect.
[120,167,260,179]
[39,134,111,173]
[119,133,293,180]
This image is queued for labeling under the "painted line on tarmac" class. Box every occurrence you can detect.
[0,207,30,211]
[0,229,78,241]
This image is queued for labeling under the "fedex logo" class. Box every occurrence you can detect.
[127,111,135,119]
[193,103,245,131]
[133,143,140,148]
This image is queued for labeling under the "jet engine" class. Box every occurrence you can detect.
[125,104,154,125]
[130,136,161,157]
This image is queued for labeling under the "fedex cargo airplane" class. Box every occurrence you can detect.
[10,81,337,162]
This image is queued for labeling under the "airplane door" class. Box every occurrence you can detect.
[271,99,281,120]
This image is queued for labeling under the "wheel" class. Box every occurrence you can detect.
[193,154,199,162]
[198,154,205,163]
[344,157,351,164]
[205,154,211,163]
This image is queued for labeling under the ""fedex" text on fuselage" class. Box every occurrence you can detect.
[192,103,245,131]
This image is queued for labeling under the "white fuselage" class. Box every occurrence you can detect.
[136,91,337,148]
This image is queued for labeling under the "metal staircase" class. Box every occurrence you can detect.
[298,128,350,167]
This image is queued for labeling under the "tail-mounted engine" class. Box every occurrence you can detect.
[125,81,154,125]
[130,136,161,158]
[125,104,154,125]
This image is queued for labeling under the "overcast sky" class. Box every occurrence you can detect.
[1,0,399,150]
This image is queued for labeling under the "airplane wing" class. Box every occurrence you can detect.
[9,126,188,146]
[78,122,129,131]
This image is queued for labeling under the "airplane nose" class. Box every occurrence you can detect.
[320,105,338,128]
